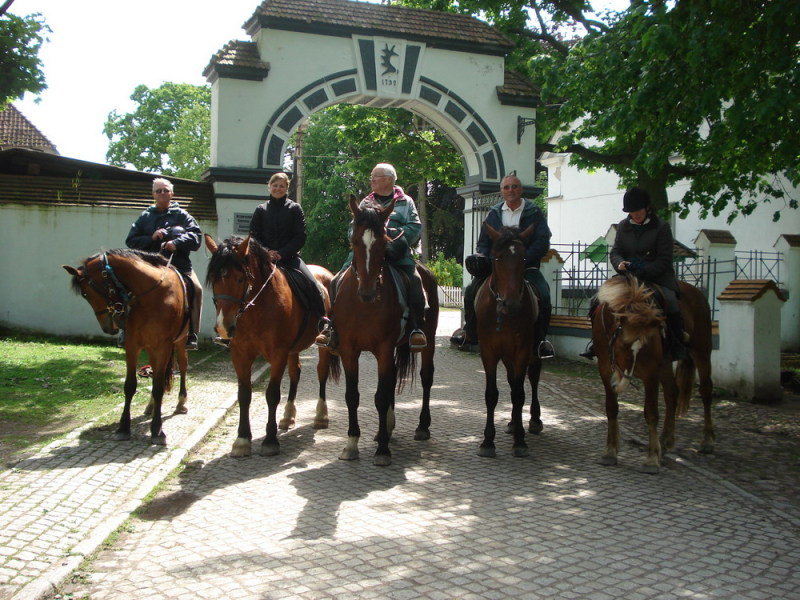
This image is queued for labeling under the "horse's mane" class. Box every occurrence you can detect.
[354,199,387,236]
[205,236,273,285]
[69,248,168,295]
[493,226,524,254]
[597,276,663,327]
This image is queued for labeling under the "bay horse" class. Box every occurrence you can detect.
[334,195,439,466]
[475,224,543,458]
[592,275,714,473]
[63,249,190,445]
[204,234,339,458]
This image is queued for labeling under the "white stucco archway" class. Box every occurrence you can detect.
[203,0,539,239]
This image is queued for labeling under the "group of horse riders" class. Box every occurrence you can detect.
[122,165,685,362]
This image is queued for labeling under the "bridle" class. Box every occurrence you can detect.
[487,241,526,330]
[600,304,641,389]
[77,252,166,328]
[211,259,276,324]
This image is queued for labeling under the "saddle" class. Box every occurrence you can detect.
[280,265,325,316]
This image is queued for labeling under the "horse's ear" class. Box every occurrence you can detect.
[484,222,500,241]
[519,224,535,241]
[240,235,252,259]
[378,198,396,225]
[62,265,79,277]
[348,194,360,216]
[204,233,218,254]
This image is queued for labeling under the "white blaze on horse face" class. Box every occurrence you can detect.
[216,309,230,338]
[361,228,376,276]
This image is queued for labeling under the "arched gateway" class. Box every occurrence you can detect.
[203,0,539,245]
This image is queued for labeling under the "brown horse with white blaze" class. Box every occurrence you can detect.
[593,275,715,473]
[475,224,543,458]
[204,234,339,458]
[333,195,439,466]
[63,249,190,445]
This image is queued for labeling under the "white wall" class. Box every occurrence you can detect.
[0,204,219,340]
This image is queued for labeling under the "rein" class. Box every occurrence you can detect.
[601,303,640,389]
[212,261,276,322]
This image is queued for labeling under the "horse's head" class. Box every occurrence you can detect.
[349,194,395,302]
[485,223,534,316]
[596,276,665,393]
[205,234,256,339]
[63,254,120,334]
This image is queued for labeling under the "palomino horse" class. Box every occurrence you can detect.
[63,249,190,444]
[475,224,543,458]
[593,275,714,473]
[204,235,339,458]
[334,196,439,466]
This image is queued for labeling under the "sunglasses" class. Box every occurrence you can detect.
[502,184,520,190]
[154,189,172,194]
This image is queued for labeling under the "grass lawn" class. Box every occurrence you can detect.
[0,329,230,467]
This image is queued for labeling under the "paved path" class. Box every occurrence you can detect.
[3,311,800,599]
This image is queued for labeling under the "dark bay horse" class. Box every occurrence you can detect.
[333,196,439,466]
[204,234,339,458]
[63,249,190,444]
[593,275,715,473]
[475,224,543,458]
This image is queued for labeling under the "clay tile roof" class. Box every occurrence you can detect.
[0,105,58,154]
[717,279,786,303]
[496,70,540,107]
[246,0,514,55]
[203,40,270,82]
[697,229,737,244]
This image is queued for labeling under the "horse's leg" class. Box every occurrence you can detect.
[527,356,544,434]
[313,348,331,430]
[415,346,434,441]
[659,361,679,454]
[339,354,361,461]
[261,356,288,456]
[373,351,396,466]
[231,352,256,458]
[279,353,300,431]
[509,369,528,458]
[696,357,716,453]
[478,359,500,458]
[115,347,139,441]
[146,346,171,446]
[598,368,620,466]
[641,376,662,474]
[174,343,189,415]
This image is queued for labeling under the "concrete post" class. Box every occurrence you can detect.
[715,280,786,402]
[694,229,737,314]
[540,249,564,314]
[773,234,800,351]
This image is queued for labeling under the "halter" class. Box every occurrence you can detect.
[79,252,166,328]
[212,261,276,323]
[601,304,641,389]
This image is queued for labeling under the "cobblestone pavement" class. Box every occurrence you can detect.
[3,311,799,599]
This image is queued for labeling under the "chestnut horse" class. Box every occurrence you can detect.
[475,224,543,458]
[204,235,339,458]
[593,275,715,473]
[63,249,190,444]
[334,196,439,466]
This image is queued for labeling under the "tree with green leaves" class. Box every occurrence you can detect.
[0,9,49,107]
[398,0,800,222]
[297,104,464,271]
[104,83,210,180]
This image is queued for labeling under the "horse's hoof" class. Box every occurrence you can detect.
[230,439,252,458]
[699,442,715,454]
[113,431,131,441]
[504,422,513,434]
[414,429,430,441]
[477,446,496,458]
[173,405,188,415]
[599,455,618,466]
[313,418,329,430]
[528,420,544,435]
[640,463,660,475]
[259,442,280,457]
[143,406,153,417]
[278,419,294,431]
[151,434,167,446]
[339,449,359,461]
[513,446,529,458]
[373,454,392,467]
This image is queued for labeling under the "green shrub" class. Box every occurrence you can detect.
[427,253,463,287]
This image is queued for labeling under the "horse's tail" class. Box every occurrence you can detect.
[675,355,696,417]
[395,345,417,393]
[164,353,175,393]
[328,353,341,384]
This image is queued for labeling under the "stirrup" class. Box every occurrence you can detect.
[213,336,231,349]
[538,339,555,359]
[579,341,595,360]
[409,329,427,350]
